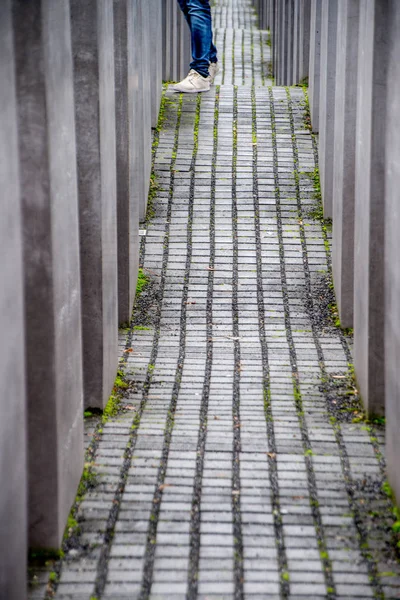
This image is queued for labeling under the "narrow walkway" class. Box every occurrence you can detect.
[30,1,400,599]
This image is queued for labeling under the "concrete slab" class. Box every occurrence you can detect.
[162,0,170,81]
[279,0,290,85]
[0,1,27,596]
[299,0,311,82]
[318,0,338,218]
[272,0,279,80]
[332,0,360,328]
[354,0,389,417]
[138,1,152,221]
[71,0,118,410]
[286,0,295,85]
[385,0,400,502]
[149,0,163,128]
[114,0,139,325]
[309,0,321,131]
[292,0,301,84]
[14,0,84,546]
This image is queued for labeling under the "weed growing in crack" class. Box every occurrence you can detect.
[136,268,150,296]
[102,369,134,423]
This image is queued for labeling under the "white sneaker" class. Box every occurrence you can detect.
[208,62,220,84]
[171,69,211,93]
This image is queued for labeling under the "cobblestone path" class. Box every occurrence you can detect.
[29,1,400,599]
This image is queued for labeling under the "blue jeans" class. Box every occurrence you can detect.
[177,0,218,78]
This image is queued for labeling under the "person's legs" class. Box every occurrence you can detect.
[177,0,217,65]
[177,0,190,24]
[177,0,214,78]
[209,40,218,64]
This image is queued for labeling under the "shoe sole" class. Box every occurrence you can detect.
[171,86,210,93]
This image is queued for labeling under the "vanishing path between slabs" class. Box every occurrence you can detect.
[29,1,400,599]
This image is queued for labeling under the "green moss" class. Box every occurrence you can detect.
[303,168,333,236]
[263,387,272,420]
[114,374,128,390]
[371,415,385,426]
[66,516,78,530]
[103,393,121,422]
[102,368,132,424]
[281,571,290,582]
[145,91,168,223]
[49,571,58,583]
[145,173,161,221]
[136,268,149,297]
[295,76,308,89]
[379,485,400,555]
[299,87,312,130]
[133,325,151,331]
[79,466,98,492]
[383,481,393,497]
[293,385,302,404]
[131,413,141,432]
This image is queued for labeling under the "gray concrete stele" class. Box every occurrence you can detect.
[0,1,27,597]
[385,0,400,505]
[353,0,389,417]
[14,0,84,549]
[332,0,360,329]
[71,0,118,410]
[114,0,139,325]
[308,0,321,132]
[318,0,338,219]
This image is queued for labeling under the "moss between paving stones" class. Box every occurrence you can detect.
[130,272,160,330]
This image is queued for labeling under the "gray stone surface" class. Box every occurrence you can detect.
[130,0,146,227]
[318,0,338,218]
[269,0,275,33]
[163,0,179,82]
[272,0,280,80]
[114,0,139,325]
[140,0,152,221]
[285,0,294,85]
[14,0,84,547]
[309,0,321,131]
[292,0,301,84]
[71,0,118,409]
[354,0,389,417]
[332,0,360,328]
[0,1,27,597]
[385,0,400,503]
[279,0,290,84]
[139,2,153,220]
[149,0,163,128]
[299,0,311,81]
